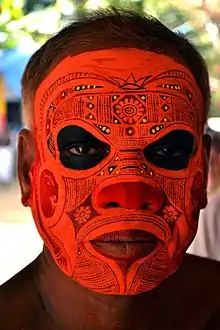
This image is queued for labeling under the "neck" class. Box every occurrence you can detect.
[34,248,157,330]
[208,180,220,195]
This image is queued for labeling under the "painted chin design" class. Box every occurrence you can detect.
[91,230,158,262]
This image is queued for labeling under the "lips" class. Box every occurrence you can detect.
[90,230,158,261]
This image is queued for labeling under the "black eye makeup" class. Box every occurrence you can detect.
[144,130,195,171]
[57,125,111,170]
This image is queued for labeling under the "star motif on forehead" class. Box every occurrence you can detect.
[110,73,152,90]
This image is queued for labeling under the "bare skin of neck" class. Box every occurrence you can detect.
[35,248,156,330]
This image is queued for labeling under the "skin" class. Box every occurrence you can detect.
[1,248,220,329]
[1,49,220,330]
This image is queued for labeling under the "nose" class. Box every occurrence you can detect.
[93,181,164,212]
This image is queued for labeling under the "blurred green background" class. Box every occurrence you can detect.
[1,0,220,116]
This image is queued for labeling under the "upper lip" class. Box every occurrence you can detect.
[91,230,158,243]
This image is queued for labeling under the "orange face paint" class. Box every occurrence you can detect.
[30,48,205,295]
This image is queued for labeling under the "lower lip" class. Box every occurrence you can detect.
[91,234,158,261]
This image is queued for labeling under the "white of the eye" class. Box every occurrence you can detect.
[156,148,182,157]
[69,146,97,155]
[156,148,168,156]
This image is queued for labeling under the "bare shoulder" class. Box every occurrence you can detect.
[177,253,220,304]
[159,253,220,307]
[182,253,220,280]
[0,257,45,330]
[153,254,220,330]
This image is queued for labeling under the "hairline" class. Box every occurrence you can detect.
[21,9,210,129]
[23,47,194,130]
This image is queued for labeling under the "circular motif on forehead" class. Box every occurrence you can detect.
[113,96,146,124]
[40,170,58,218]
[126,127,135,136]
[123,104,137,117]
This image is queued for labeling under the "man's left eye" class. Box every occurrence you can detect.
[144,130,195,171]
[155,147,184,158]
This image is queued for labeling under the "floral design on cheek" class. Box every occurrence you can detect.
[74,206,92,224]
[163,206,178,223]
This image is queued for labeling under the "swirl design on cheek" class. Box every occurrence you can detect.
[33,48,204,295]
[40,170,58,218]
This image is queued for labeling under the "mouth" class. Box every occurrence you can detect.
[90,230,158,261]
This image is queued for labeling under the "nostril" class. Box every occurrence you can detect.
[105,202,121,209]
[105,202,149,210]
[94,181,164,212]
[142,203,148,210]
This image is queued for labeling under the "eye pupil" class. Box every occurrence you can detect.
[162,147,168,154]
[78,146,84,154]
[71,145,97,156]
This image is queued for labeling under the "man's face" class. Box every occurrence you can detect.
[29,48,206,295]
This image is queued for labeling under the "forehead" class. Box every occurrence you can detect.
[35,48,204,148]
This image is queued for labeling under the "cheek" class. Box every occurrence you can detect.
[40,170,59,218]
[190,171,205,220]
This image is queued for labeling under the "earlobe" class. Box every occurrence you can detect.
[17,129,36,207]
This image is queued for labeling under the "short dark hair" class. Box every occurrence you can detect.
[21,8,210,127]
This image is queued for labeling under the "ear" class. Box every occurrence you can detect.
[17,129,36,207]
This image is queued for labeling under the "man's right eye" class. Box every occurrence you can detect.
[66,145,98,156]
[60,142,110,170]
[57,125,111,170]
[64,143,110,159]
